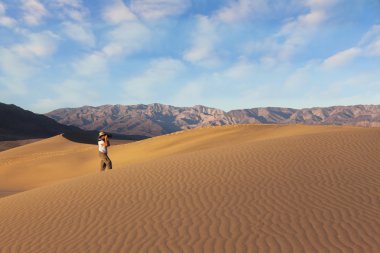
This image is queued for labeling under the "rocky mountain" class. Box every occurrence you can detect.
[46,104,379,137]
[0,103,147,143]
[0,102,82,141]
[47,104,234,137]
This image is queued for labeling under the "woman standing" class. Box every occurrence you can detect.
[98,131,112,171]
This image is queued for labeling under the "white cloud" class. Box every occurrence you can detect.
[0,29,60,97]
[0,47,35,95]
[54,0,82,8]
[0,77,27,97]
[224,61,257,79]
[215,0,268,23]
[322,73,380,101]
[322,47,362,69]
[0,15,16,27]
[172,81,204,106]
[307,0,339,10]
[102,0,136,24]
[73,52,108,77]
[283,63,316,91]
[102,21,151,57]
[48,0,88,22]
[359,25,380,46]
[71,15,151,79]
[33,79,98,112]
[21,0,48,25]
[63,9,86,22]
[62,22,95,47]
[183,16,220,67]
[320,24,380,69]
[123,58,185,101]
[11,31,59,59]
[0,2,4,14]
[130,0,191,20]
[367,38,380,56]
[0,2,16,27]
[183,0,339,69]
[265,0,340,62]
[360,25,380,57]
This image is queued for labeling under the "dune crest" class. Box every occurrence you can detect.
[1,125,380,252]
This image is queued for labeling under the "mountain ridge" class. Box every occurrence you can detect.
[46,103,379,137]
[0,102,147,144]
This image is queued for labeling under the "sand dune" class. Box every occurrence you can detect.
[0,139,42,152]
[0,124,347,193]
[1,125,380,252]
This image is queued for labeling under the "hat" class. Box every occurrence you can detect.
[98,131,106,138]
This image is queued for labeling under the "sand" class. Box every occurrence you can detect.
[0,124,380,252]
[0,139,42,152]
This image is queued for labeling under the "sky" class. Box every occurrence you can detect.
[0,0,380,113]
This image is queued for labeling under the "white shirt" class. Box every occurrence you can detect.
[98,140,107,154]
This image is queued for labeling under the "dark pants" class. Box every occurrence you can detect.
[99,152,112,171]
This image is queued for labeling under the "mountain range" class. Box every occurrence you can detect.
[46,104,380,137]
[0,102,83,141]
[0,102,147,143]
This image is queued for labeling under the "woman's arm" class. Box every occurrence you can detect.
[104,136,110,147]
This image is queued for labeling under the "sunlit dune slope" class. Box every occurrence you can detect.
[0,124,356,192]
[0,124,380,252]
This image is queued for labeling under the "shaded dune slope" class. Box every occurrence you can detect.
[1,125,380,252]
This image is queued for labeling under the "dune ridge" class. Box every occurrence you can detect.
[0,125,380,252]
[0,124,345,193]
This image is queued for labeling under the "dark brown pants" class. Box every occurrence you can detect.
[99,152,112,171]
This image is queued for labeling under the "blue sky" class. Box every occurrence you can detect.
[0,0,380,113]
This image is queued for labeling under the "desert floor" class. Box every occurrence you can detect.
[0,124,379,252]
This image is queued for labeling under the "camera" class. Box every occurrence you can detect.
[103,133,112,138]
[99,131,112,139]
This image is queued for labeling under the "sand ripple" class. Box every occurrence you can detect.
[0,125,380,252]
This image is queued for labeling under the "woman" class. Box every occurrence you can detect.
[98,131,112,171]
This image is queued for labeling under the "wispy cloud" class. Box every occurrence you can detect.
[11,31,59,59]
[0,1,4,13]
[53,0,82,8]
[359,25,380,46]
[102,21,151,57]
[130,0,191,20]
[0,29,60,98]
[0,47,35,95]
[183,16,220,67]
[73,52,108,77]
[48,0,88,22]
[271,0,339,61]
[215,0,268,23]
[172,81,204,106]
[363,25,380,57]
[184,0,340,68]
[1,0,379,111]
[33,79,98,112]
[322,47,362,69]
[21,0,48,25]
[367,38,380,56]
[0,1,16,27]
[321,24,380,69]
[123,58,185,102]
[62,22,95,47]
[102,0,136,24]
[223,60,257,79]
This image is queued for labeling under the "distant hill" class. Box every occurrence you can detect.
[46,104,379,137]
[0,102,147,144]
[0,102,82,141]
